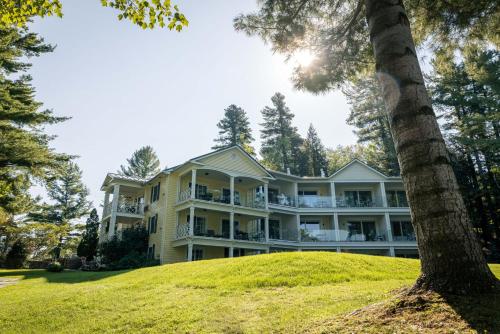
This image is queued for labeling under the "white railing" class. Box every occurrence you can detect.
[301,229,389,242]
[117,201,144,215]
[298,196,332,208]
[270,229,299,242]
[336,197,382,208]
[269,194,296,207]
[176,224,190,239]
[240,195,266,209]
[178,188,191,202]
[301,229,337,242]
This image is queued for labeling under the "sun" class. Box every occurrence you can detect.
[293,49,315,67]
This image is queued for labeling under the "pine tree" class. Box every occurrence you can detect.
[235,0,498,292]
[302,124,328,176]
[212,104,255,155]
[119,146,161,179]
[77,209,100,260]
[344,76,400,176]
[0,27,68,225]
[260,92,304,174]
[30,161,91,259]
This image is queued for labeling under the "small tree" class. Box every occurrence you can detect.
[212,104,255,155]
[119,146,161,179]
[98,225,149,267]
[77,209,100,260]
[5,239,28,269]
[302,124,329,176]
[30,161,91,259]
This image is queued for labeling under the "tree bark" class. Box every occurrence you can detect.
[365,0,497,293]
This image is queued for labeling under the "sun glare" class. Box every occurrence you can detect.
[293,50,315,67]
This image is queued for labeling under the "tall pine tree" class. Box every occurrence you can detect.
[77,208,100,260]
[119,146,161,179]
[30,161,91,259]
[302,124,328,176]
[344,76,400,176]
[260,92,304,174]
[212,104,255,155]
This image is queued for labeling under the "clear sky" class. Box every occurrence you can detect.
[28,0,356,207]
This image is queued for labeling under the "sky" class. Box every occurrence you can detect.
[28,0,356,207]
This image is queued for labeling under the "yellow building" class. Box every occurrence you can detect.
[99,146,418,263]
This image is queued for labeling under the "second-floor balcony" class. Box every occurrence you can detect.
[298,195,332,208]
[104,199,144,217]
[178,188,266,209]
[335,197,382,208]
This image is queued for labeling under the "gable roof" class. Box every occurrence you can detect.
[330,159,391,180]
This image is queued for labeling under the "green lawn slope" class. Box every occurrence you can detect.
[0,252,498,333]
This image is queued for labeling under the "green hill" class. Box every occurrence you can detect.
[0,252,498,333]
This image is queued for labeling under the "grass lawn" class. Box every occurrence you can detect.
[0,252,499,333]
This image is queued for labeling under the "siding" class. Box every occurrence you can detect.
[333,162,386,181]
[196,148,268,178]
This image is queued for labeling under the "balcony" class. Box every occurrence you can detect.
[300,229,388,242]
[269,194,296,207]
[335,197,382,208]
[176,223,265,242]
[298,196,332,208]
[104,199,144,217]
[178,188,266,209]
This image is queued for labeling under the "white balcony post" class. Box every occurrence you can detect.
[264,216,269,242]
[189,206,195,237]
[384,212,393,242]
[333,213,340,241]
[102,191,110,217]
[230,176,235,205]
[229,246,234,258]
[380,182,387,207]
[176,175,181,202]
[330,182,337,208]
[293,182,298,207]
[108,184,120,238]
[296,214,301,242]
[187,241,193,261]
[190,169,197,200]
[389,247,395,257]
[230,212,234,240]
[264,183,269,209]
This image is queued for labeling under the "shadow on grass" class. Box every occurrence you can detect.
[0,269,132,284]
[442,285,500,333]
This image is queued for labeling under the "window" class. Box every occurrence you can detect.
[344,191,372,207]
[189,183,208,199]
[298,190,318,196]
[269,219,280,239]
[150,183,160,203]
[105,221,110,233]
[147,244,155,259]
[148,214,158,234]
[391,221,415,241]
[386,190,408,207]
[300,220,320,231]
[347,221,377,241]
[268,188,279,204]
[193,247,203,261]
[187,215,206,236]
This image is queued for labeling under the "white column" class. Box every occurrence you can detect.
[336,247,341,253]
[264,183,269,210]
[229,246,234,258]
[230,176,235,205]
[176,175,181,202]
[389,247,395,257]
[380,182,387,207]
[230,211,234,240]
[108,184,120,238]
[190,169,197,199]
[265,248,270,254]
[187,242,193,261]
[296,214,301,242]
[264,216,269,242]
[102,191,110,217]
[330,182,336,208]
[293,182,299,207]
[189,206,195,236]
[333,213,340,241]
[384,212,393,242]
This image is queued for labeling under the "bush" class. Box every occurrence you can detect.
[47,262,64,272]
[5,240,28,269]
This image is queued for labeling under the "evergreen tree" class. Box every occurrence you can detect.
[77,209,100,260]
[4,239,28,269]
[119,146,161,179]
[327,144,385,174]
[30,161,91,259]
[0,27,67,225]
[235,0,498,292]
[302,124,328,176]
[212,104,255,155]
[260,92,304,174]
[344,76,400,176]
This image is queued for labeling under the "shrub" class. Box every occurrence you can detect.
[98,225,149,268]
[5,240,28,269]
[47,262,64,272]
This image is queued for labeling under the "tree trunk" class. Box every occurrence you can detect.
[365,0,497,293]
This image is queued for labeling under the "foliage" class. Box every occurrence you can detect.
[260,92,305,174]
[301,124,329,176]
[46,261,63,272]
[77,209,100,260]
[119,145,161,179]
[0,27,68,224]
[344,76,399,176]
[4,239,27,268]
[98,224,149,268]
[0,253,499,333]
[29,161,91,259]
[327,144,387,175]
[0,0,188,31]
[212,104,255,155]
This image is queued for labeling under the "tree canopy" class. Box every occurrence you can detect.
[120,146,161,179]
[212,104,255,155]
